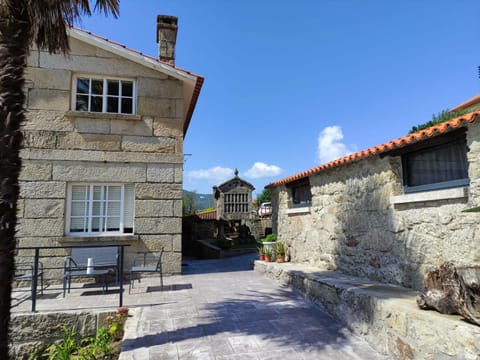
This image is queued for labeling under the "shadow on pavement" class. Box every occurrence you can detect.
[181,253,258,275]
[121,288,355,355]
[121,253,388,358]
[147,284,192,292]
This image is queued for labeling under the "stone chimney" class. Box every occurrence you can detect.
[157,15,178,66]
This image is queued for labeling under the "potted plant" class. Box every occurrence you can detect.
[264,247,273,262]
[257,246,265,261]
[261,234,277,262]
[276,242,285,263]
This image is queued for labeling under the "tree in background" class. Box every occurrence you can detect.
[0,1,119,356]
[409,109,469,134]
[256,189,271,205]
[183,191,196,215]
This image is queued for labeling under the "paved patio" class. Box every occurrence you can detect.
[12,254,390,359]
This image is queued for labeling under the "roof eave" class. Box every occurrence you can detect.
[68,28,199,83]
[183,76,204,136]
[450,94,480,112]
[266,111,480,189]
[68,27,204,137]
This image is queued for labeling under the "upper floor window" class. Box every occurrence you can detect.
[288,178,312,207]
[66,183,135,236]
[73,76,135,114]
[402,131,469,193]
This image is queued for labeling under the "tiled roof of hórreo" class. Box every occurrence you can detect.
[265,110,480,189]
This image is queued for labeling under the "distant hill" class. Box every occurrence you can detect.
[183,190,214,211]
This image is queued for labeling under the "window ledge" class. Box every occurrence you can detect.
[286,206,311,215]
[391,187,468,205]
[61,234,139,243]
[65,111,141,121]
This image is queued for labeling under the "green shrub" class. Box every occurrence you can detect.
[409,109,469,134]
[261,234,276,243]
[43,326,78,360]
[79,325,112,359]
[37,307,129,359]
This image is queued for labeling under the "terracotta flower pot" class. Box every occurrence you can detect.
[259,255,265,261]
[265,256,272,262]
[277,255,285,263]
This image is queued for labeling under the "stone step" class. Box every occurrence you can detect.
[254,260,480,359]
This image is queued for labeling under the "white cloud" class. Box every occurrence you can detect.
[187,166,234,182]
[317,126,356,164]
[244,162,283,179]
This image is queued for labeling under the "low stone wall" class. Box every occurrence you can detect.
[10,310,114,359]
[255,260,480,360]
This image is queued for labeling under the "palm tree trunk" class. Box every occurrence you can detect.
[0,8,29,358]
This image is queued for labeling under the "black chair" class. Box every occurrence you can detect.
[15,262,44,296]
[129,248,164,293]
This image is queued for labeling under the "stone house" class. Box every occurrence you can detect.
[266,107,480,290]
[17,15,204,275]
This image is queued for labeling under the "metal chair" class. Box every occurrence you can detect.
[15,262,44,296]
[129,248,164,293]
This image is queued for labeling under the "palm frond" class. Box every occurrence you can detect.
[2,0,120,54]
[93,0,120,18]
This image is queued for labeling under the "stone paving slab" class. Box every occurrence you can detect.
[119,254,390,359]
[11,254,390,359]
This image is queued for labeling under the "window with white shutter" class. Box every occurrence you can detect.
[67,183,135,236]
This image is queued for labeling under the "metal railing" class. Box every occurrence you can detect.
[16,244,130,312]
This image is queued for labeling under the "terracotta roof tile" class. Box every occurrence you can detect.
[195,210,217,220]
[450,93,480,112]
[266,110,480,189]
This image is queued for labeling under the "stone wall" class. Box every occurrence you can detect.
[272,123,480,289]
[255,261,480,360]
[10,310,114,359]
[17,38,185,275]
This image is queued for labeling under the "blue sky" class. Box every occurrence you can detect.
[79,0,480,196]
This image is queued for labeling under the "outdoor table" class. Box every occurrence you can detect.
[63,269,110,297]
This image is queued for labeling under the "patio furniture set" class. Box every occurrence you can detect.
[15,246,164,300]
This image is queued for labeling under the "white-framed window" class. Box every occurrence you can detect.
[66,183,135,236]
[402,131,469,193]
[73,75,136,114]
